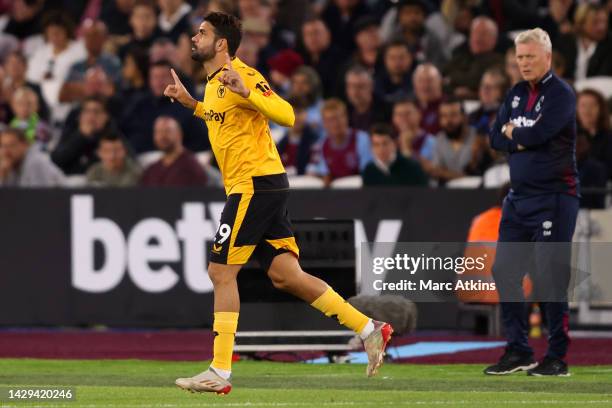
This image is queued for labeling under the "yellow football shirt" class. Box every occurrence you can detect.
[194,57,295,195]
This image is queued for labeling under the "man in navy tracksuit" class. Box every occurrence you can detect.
[486,28,579,377]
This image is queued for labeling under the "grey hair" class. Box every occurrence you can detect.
[514,28,552,53]
[345,64,373,82]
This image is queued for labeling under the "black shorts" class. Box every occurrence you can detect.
[209,190,300,270]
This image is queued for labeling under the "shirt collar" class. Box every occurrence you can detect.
[206,56,241,82]
[536,70,553,88]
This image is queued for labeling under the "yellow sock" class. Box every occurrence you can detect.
[310,287,369,333]
[211,312,239,371]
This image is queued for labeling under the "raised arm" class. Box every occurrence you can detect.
[218,54,295,127]
[164,68,197,110]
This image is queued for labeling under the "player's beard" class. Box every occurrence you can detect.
[444,124,464,140]
[191,44,215,63]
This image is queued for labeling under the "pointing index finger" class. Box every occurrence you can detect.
[170,68,181,84]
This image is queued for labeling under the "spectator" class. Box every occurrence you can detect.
[117,45,152,115]
[504,47,522,86]
[158,0,192,43]
[121,45,150,100]
[289,66,324,136]
[482,0,573,40]
[299,18,347,97]
[149,36,179,63]
[412,63,443,135]
[0,128,64,187]
[239,18,277,77]
[237,0,271,19]
[307,98,372,185]
[26,11,86,124]
[428,97,478,184]
[391,98,435,162]
[444,16,504,99]
[277,96,319,176]
[346,65,390,132]
[381,0,447,67]
[552,49,568,80]
[576,89,612,178]
[140,116,208,187]
[424,0,472,57]
[362,123,428,187]
[51,96,114,175]
[346,16,382,73]
[2,51,49,120]
[8,87,51,149]
[59,20,122,104]
[576,129,608,209]
[100,0,135,36]
[86,132,141,187]
[1,0,45,40]
[61,67,120,141]
[374,39,414,104]
[321,0,371,54]
[469,68,510,136]
[555,3,612,81]
[119,0,160,59]
[267,49,304,97]
[274,0,312,39]
[120,59,208,153]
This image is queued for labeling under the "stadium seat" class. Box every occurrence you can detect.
[288,175,325,189]
[330,175,363,189]
[483,163,510,188]
[63,175,87,188]
[446,176,482,189]
[137,151,162,168]
[463,100,481,115]
[574,77,612,100]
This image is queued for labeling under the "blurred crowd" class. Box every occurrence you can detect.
[0,0,611,198]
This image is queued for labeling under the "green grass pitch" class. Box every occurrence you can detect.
[1,359,611,407]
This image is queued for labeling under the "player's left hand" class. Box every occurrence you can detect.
[219,53,250,98]
[503,122,515,139]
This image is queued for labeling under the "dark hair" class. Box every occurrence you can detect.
[353,15,379,36]
[440,95,465,113]
[82,95,109,113]
[123,46,150,84]
[42,11,76,39]
[370,123,395,139]
[150,59,174,70]
[397,0,428,14]
[152,36,174,48]
[302,16,326,27]
[384,38,412,57]
[204,12,242,57]
[99,132,127,147]
[482,67,510,96]
[0,128,28,143]
[578,88,610,132]
[287,95,309,111]
[393,97,418,109]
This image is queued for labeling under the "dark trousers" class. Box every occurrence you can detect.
[492,193,579,359]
